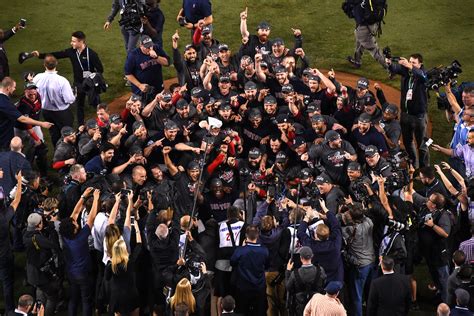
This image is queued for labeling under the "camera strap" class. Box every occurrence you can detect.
[32,234,41,251]
[76,47,90,72]
[226,222,237,247]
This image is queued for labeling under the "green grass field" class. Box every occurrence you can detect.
[2,0,474,314]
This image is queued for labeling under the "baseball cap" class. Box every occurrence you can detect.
[110,114,122,124]
[299,246,313,260]
[358,112,372,123]
[264,95,277,104]
[201,24,213,35]
[274,65,286,74]
[281,84,294,94]
[315,174,332,185]
[162,92,172,102]
[307,74,321,82]
[25,82,37,90]
[384,104,399,115]
[291,136,306,149]
[306,102,321,113]
[260,61,268,68]
[175,99,189,109]
[27,213,42,231]
[302,68,312,76]
[325,281,343,295]
[325,130,341,142]
[129,145,143,156]
[219,102,231,111]
[311,114,326,123]
[275,151,287,163]
[218,44,229,51]
[257,21,271,30]
[132,120,145,131]
[357,77,369,90]
[61,126,75,137]
[184,44,195,52]
[164,120,179,130]
[131,94,142,102]
[140,35,153,48]
[275,114,289,124]
[190,87,202,98]
[272,38,284,46]
[219,75,231,83]
[299,168,313,180]
[248,147,262,159]
[363,94,377,106]
[455,288,470,307]
[248,109,262,119]
[364,145,379,157]
[86,119,98,130]
[187,160,200,170]
[347,161,361,171]
[244,81,257,91]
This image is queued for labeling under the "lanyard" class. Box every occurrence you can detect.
[76,47,90,72]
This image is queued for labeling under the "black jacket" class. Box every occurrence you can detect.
[367,272,411,316]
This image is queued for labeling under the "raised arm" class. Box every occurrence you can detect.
[71,187,94,221]
[163,146,179,176]
[124,191,133,230]
[377,176,393,218]
[239,7,249,40]
[86,189,101,228]
[254,53,266,82]
[108,192,122,225]
[10,171,23,212]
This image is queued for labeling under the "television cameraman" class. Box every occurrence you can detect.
[386,53,429,168]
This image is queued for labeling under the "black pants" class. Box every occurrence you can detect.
[74,86,100,126]
[42,108,74,147]
[0,254,14,313]
[400,112,430,168]
[235,287,267,316]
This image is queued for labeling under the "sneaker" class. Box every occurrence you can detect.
[125,80,132,87]
[347,56,361,69]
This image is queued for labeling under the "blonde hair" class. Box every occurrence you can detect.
[111,239,129,274]
[42,197,59,213]
[170,278,196,313]
[105,224,121,258]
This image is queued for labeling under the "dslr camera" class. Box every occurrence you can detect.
[383,47,401,63]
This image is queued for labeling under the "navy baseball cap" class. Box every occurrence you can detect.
[357,77,369,90]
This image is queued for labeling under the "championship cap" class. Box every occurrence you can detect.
[140,35,153,48]
[357,77,369,90]
[61,126,75,137]
[358,112,372,123]
[244,81,257,91]
[257,21,271,30]
[315,174,332,185]
[248,147,262,159]
[85,119,98,130]
[324,130,341,142]
[110,114,122,124]
[275,151,287,163]
[201,24,213,35]
[364,145,379,157]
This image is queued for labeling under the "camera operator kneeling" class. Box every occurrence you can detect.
[23,213,62,316]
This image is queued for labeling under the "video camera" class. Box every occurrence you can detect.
[119,0,148,33]
[382,47,401,63]
[426,60,463,90]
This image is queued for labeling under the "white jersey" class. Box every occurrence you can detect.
[218,220,244,248]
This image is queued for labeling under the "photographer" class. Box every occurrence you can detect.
[176,0,213,33]
[141,0,165,47]
[364,145,393,178]
[386,54,429,168]
[104,0,141,53]
[23,211,61,316]
[58,164,87,219]
[417,192,452,303]
[347,161,372,203]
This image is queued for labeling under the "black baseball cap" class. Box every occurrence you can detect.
[162,92,172,102]
[132,121,145,131]
[257,21,271,30]
[264,95,277,104]
[190,87,205,98]
[364,145,379,157]
[384,104,399,115]
[248,109,262,119]
[218,44,229,51]
[363,94,377,106]
[291,136,306,149]
[275,114,289,124]
[281,84,294,94]
[311,114,326,123]
[307,74,321,82]
[248,147,262,159]
[315,174,332,185]
[187,160,200,170]
[164,120,179,130]
[219,102,231,111]
[299,246,313,259]
[299,168,313,179]
[275,151,287,163]
[347,161,361,171]
[306,102,321,113]
[274,65,286,74]
[86,119,98,130]
[24,82,37,90]
[110,114,122,124]
[357,77,369,90]
[358,112,372,123]
[61,126,75,137]
[202,24,213,35]
[272,38,284,46]
[244,81,257,91]
[175,99,189,109]
[219,75,231,83]
[140,35,153,48]
[325,130,341,142]
[131,94,142,102]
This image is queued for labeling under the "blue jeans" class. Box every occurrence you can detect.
[0,254,14,312]
[349,263,374,316]
[436,265,449,303]
[68,276,92,316]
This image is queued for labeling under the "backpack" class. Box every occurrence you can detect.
[293,266,322,315]
[350,0,387,26]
